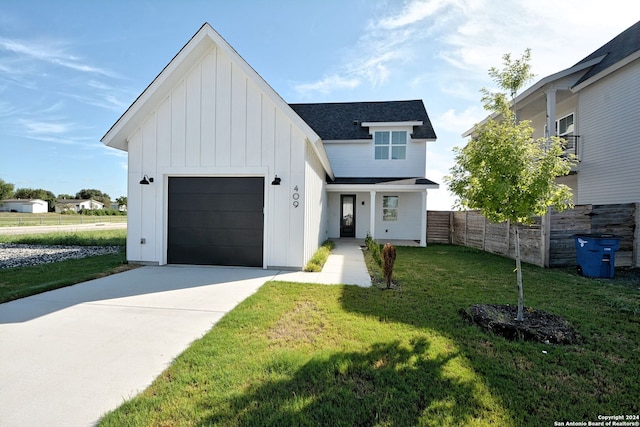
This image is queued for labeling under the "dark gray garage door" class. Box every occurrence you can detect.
[167,177,264,267]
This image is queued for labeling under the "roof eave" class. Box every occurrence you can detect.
[326,183,438,192]
[572,51,640,92]
[461,55,607,138]
[101,23,332,178]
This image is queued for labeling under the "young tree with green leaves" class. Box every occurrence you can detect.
[446,50,575,321]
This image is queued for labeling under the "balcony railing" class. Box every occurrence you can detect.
[559,134,579,159]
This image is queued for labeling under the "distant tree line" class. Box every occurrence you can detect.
[0,178,126,213]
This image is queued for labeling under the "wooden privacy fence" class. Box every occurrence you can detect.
[427,203,638,268]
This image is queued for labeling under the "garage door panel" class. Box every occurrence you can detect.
[169,176,264,195]
[169,245,263,267]
[168,193,264,211]
[167,177,264,267]
[168,211,263,228]
[169,227,263,247]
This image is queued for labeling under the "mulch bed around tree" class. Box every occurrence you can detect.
[460,304,581,344]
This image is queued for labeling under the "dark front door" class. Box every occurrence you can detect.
[340,195,356,238]
[167,177,264,267]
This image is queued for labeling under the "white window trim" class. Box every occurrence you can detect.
[382,195,399,221]
[545,112,575,136]
[557,112,574,136]
[374,130,407,160]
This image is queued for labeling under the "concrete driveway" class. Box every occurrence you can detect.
[0,238,372,426]
[0,266,278,427]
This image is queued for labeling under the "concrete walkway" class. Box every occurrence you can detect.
[275,238,372,287]
[0,239,372,426]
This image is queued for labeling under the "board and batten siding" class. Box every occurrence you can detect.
[127,44,312,268]
[324,139,427,178]
[303,142,329,265]
[577,59,640,204]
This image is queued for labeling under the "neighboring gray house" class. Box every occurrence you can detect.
[0,199,48,213]
[55,199,104,213]
[466,19,640,205]
[101,23,439,269]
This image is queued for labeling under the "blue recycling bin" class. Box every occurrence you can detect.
[573,234,621,278]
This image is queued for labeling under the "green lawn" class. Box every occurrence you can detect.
[0,229,131,303]
[0,212,127,227]
[98,245,639,426]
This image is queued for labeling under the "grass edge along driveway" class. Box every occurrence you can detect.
[0,229,131,303]
[98,245,639,426]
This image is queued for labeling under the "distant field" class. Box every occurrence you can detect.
[0,212,127,227]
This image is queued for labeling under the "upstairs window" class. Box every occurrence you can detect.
[374,131,407,160]
[558,113,574,135]
[546,113,575,136]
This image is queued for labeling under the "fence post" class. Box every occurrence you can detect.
[449,211,455,245]
[542,208,551,268]
[631,203,640,267]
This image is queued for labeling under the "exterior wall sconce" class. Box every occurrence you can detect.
[271,175,281,185]
[139,174,154,185]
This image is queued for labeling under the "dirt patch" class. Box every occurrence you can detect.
[460,304,581,344]
[267,300,326,347]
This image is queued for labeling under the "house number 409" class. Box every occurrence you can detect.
[292,185,300,208]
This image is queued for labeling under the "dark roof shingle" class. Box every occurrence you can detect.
[289,100,437,140]
[573,20,640,87]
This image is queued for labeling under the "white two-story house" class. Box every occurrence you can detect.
[469,20,640,205]
[102,23,438,270]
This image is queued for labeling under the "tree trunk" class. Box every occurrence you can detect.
[514,224,524,321]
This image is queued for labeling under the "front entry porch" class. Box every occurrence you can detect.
[326,178,438,247]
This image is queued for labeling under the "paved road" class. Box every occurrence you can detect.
[0,222,127,235]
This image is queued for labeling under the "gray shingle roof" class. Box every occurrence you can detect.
[573,20,640,87]
[289,100,437,140]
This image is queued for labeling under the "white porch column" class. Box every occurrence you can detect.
[369,190,376,239]
[546,88,557,137]
[420,190,427,247]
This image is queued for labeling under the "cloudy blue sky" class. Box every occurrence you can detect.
[1,0,638,209]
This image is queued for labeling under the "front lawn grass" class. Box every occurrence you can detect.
[0,229,126,246]
[98,245,639,426]
[0,229,131,303]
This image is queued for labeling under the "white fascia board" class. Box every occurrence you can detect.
[101,23,334,180]
[361,121,423,127]
[101,24,215,151]
[326,184,438,192]
[572,51,640,92]
[310,137,335,180]
[461,55,606,138]
[322,139,371,144]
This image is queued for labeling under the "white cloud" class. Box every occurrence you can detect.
[295,74,360,95]
[434,105,485,134]
[377,0,448,30]
[20,118,71,135]
[295,0,440,97]
[0,37,115,77]
[436,0,640,82]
